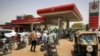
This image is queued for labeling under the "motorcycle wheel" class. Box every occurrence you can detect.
[3,48,8,55]
[40,47,45,51]
[3,45,12,55]
[44,53,47,56]
[11,42,15,49]
[52,54,58,56]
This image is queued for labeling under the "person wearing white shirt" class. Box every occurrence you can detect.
[41,31,48,49]
[18,32,26,48]
[42,31,48,43]
[36,31,41,40]
[36,31,42,44]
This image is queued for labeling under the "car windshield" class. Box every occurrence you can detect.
[0,32,2,38]
[3,31,12,33]
[80,34,97,42]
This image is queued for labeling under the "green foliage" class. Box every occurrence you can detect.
[71,23,84,30]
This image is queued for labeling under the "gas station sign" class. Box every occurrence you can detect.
[89,1,99,13]
[89,16,98,29]
[89,1,99,29]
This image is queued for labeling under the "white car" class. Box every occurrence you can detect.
[0,29,16,38]
[18,32,30,37]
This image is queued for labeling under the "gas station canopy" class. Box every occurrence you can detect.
[2,25,28,28]
[37,3,82,22]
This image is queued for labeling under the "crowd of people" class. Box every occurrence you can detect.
[0,28,61,53]
[0,27,75,53]
[1,28,100,56]
[28,28,59,52]
[0,28,59,53]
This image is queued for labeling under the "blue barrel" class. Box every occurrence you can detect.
[17,16,22,20]
[5,22,11,25]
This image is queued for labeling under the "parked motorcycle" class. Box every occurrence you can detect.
[17,41,26,50]
[0,38,12,55]
[28,38,32,45]
[40,43,45,51]
[16,33,26,49]
[69,35,74,42]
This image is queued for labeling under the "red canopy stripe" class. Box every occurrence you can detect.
[37,3,82,20]
[11,17,45,24]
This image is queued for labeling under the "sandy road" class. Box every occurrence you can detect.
[1,39,100,56]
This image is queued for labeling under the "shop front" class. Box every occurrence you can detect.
[11,17,45,32]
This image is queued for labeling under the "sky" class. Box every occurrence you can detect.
[0,0,96,25]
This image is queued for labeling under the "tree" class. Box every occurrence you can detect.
[71,23,84,30]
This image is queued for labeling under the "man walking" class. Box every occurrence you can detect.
[29,28,37,52]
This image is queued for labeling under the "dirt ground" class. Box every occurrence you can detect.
[1,39,100,56]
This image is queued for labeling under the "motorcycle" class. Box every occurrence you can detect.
[44,43,58,56]
[28,38,32,45]
[0,38,12,55]
[69,34,73,42]
[16,33,26,49]
[17,41,26,50]
[40,43,45,51]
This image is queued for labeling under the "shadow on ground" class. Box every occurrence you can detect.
[0,54,5,56]
[71,50,78,56]
[98,49,100,51]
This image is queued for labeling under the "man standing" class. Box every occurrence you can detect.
[29,28,37,52]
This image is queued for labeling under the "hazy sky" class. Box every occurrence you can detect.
[0,0,95,24]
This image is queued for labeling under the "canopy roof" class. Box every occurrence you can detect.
[11,17,45,24]
[2,25,28,28]
[37,3,82,22]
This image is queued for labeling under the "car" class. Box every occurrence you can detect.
[0,29,16,38]
[22,32,30,36]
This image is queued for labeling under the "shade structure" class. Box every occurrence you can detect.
[37,3,82,22]
[11,17,45,24]
[2,25,28,28]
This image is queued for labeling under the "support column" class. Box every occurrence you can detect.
[57,18,63,39]
[58,18,62,30]
[31,23,33,32]
[44,22,48,30]
[18,27,20,33]
[66,20,69,29]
